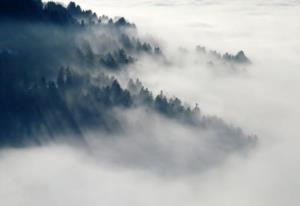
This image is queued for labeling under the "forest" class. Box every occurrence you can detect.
[0,0,257,153]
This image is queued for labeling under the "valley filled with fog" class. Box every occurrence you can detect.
[1,0,300,206]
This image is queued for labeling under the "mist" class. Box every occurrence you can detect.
[1,0,300,205]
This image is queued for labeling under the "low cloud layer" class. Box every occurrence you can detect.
[83,108,255,176]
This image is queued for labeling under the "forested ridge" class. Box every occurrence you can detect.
[0,0,257,151]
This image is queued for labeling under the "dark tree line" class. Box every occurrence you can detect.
[0,65,202,146]
[0,66,130,146]
[0,0,257,151]
[0,65,238,147]
[128,79,201,121]
[0,0,135,27]
[0,0,161,79]
[196,45,251,65]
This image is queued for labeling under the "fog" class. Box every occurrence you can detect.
[1,0,300,205]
